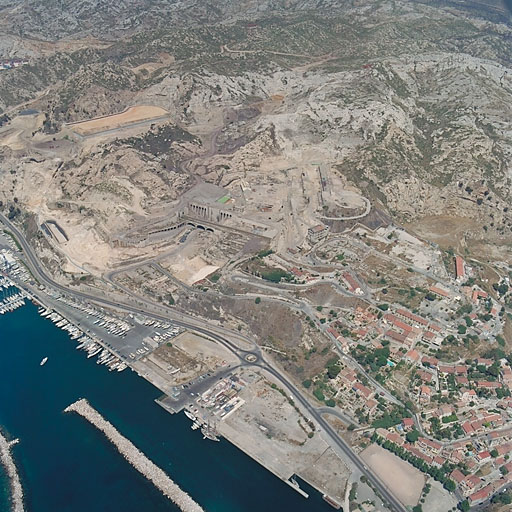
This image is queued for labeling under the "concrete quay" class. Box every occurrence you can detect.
[0,433,24,512]
[64,399,204,512]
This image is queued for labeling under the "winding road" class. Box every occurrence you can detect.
[0,212,407,512]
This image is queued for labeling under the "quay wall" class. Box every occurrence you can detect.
[64,399,204,512]
[0,433,24,512]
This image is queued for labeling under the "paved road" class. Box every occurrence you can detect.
[0,213,407,512]
[316,406,354,425]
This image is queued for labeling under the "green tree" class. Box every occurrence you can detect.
[406,430,420,443]
[327,365,341,379]
[444,479,456,492]
[458,500,470,512]
[313,388,325,401]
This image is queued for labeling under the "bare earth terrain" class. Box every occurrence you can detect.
[361,444,425,507]
[69,106,169,136]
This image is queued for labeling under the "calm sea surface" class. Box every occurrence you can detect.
[0,299,332,511]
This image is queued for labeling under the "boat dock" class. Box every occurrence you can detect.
[64,399,204,512]
[0,276,26,314]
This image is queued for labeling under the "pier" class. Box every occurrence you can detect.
[64,399,204,512]
[0,433,24,512]
[0,276,26,315]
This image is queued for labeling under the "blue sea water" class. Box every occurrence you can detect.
[0,300,333,512]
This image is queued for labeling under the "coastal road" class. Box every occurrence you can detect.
[0,213,407,512]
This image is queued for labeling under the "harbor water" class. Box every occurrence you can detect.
[0,300,333,511]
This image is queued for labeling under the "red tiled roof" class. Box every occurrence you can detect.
[429,285,450,298]
[468,484,493,504]
[405,349,420,362]
[439,365,456,374]
[462,422,474,434]
[384,313,413,332]
[455,255,465,279]
[385,329,408,344]
[421,356,439,367]
[396,308,428,326]
[450,469,466,483]
[353,382,373,399]
[342,272,360,292]
[420,385,432,395]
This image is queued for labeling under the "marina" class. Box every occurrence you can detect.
[0,277,25,314]
[0,236,335,511]
[0,295,333,512]
[35,305,129,371]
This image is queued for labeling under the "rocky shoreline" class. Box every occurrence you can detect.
[0,432,24,512]
[64,398,204,512]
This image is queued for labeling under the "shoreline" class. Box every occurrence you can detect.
[0,432,24,512]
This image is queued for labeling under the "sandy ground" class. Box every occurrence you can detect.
[168,255,218,285]
[391,242,433,270]
[422,479,458,512]
[361,444,424,507]
[189,264,219,284]
[405,215,475,251]
[70,106,169,135]
[0,129,24,150]
[0,112,44,150]
[173,332,239,367]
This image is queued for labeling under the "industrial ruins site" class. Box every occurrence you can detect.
[1,1,512,511]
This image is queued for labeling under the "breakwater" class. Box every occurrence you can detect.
[0,433,24,512]
[64,399,204,512]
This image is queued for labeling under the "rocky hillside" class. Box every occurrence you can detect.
[0,0,511,270]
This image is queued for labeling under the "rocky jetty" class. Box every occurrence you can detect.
[0,433,24,512]
[64,399,204,512]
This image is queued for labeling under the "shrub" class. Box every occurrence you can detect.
[406,430,420,443]
[313,388,325,401]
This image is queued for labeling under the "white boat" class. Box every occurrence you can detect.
[40,357,48,366]
[184,410,196,422]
